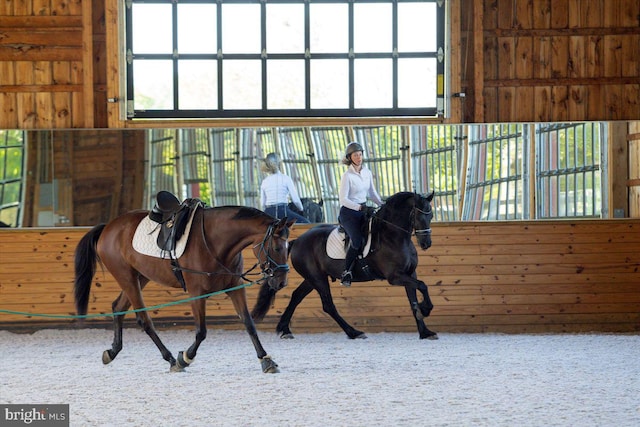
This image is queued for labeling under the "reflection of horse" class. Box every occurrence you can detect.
[289,198,324,222]
[254,191,437,340]
[74,205,295,373]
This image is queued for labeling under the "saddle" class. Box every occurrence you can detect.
[149,191,202,252]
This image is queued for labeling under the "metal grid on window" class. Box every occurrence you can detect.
[125,0,444,120]
[208,128,240,206]
[308,127,349,222]
[410,124,460,221]
[0,130,25,227]
[146,129,178,207]
[536,122,603,218]
[463,124,528,220]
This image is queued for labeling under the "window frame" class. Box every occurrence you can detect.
[124,0,446,120]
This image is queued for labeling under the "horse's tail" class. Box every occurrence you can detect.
[74,224,106,316]
[250,282,277,322]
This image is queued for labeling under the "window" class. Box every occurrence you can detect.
[126,0,445,119]
[0,130,25,227]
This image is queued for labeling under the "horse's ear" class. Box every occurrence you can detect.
[425,191,435,202]
[286,218,297,228]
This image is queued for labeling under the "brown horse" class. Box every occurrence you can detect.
[74,205,295,373]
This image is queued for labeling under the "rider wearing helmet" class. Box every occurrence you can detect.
[338,142,383,286]
[260,153,309,223]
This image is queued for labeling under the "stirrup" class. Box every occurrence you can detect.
[340,271,352,287]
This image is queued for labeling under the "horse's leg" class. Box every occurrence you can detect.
[276,280,315,339]
[176,297,207,369]
[405,285,438,340]
[109,270,179,370]
[315,280,366,339]
[102,291,129,364]
[228,289,279,373]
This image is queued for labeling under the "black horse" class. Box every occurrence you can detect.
[253,191,437,340]
[289,198,324,222]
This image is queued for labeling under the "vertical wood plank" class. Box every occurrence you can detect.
[603,35,623,77]
[585,35,604,78]
[550,36,569,78]
[550,86,569,121]
[532,0,551,29]
[534,86,552,122]
[568,85,587,120]
[533,36,551,79]
[568,36,584,78]
[514,36,533,79]
[472,0,485,122]
[550,0,569,29]
[514,87,533,121]
[82,0,94,127]
[497,37,514,80]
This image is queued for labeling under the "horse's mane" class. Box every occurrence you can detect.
[204,205,273,221]
[377,192,417,217]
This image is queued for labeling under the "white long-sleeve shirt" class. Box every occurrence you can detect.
[260,172,304,211]
[339,164,383,211]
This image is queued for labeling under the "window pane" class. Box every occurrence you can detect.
[222,4,261,54]
[354,3,392,53]
[267,60,305,109]
[267,4,304,54]
[398,3,437,52]
[178,4,217,54]
[310,59,349,108]
[132,4,172,54]
[223,60,261,109]
[310,4,348,53]
[178,60,218,110]
[398,58,437,108]
[354,59,392,108]
[133,60,173,110]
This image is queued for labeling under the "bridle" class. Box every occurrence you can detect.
[253,222,290,280]
[412,206,433,237]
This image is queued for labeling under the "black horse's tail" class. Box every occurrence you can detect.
[251,239,297,322]
[74,224,106,316]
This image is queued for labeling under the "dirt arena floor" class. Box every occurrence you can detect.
[0,328,638,426]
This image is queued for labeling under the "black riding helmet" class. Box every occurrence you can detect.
[344,142,364,163]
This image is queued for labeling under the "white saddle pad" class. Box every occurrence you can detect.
[132,208,197,259]
[326,226,373,260]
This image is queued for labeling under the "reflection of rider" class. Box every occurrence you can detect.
[338,142,382,287]
[260,153,309,223]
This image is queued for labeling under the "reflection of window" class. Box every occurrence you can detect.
[0,130,25,227]
[126,0,444,119]
[537,123,603,218]
[464,124,528,220]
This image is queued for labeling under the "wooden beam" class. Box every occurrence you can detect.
[472,0,484,122]
[82,0,94,127]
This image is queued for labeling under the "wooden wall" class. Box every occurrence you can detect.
[1,0,639,129]
[1,221,639,334]
[453,0,640,123]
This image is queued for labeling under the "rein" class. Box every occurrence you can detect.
[373,205,432,237]
[171,213,287,284]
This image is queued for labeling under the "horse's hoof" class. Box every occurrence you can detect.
[280,333,295,339]
[261,355,280,373]
[170,363,186,373]
[350,332,367,339]
[102,350,113,365]
[177,351,192,368]
[421,333,439,340]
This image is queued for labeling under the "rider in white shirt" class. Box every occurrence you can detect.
[260,153,309,223]
[338,142,383,286]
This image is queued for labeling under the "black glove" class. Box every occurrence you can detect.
[362,205,376,218]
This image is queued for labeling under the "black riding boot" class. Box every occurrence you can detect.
[341,246,359,287]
